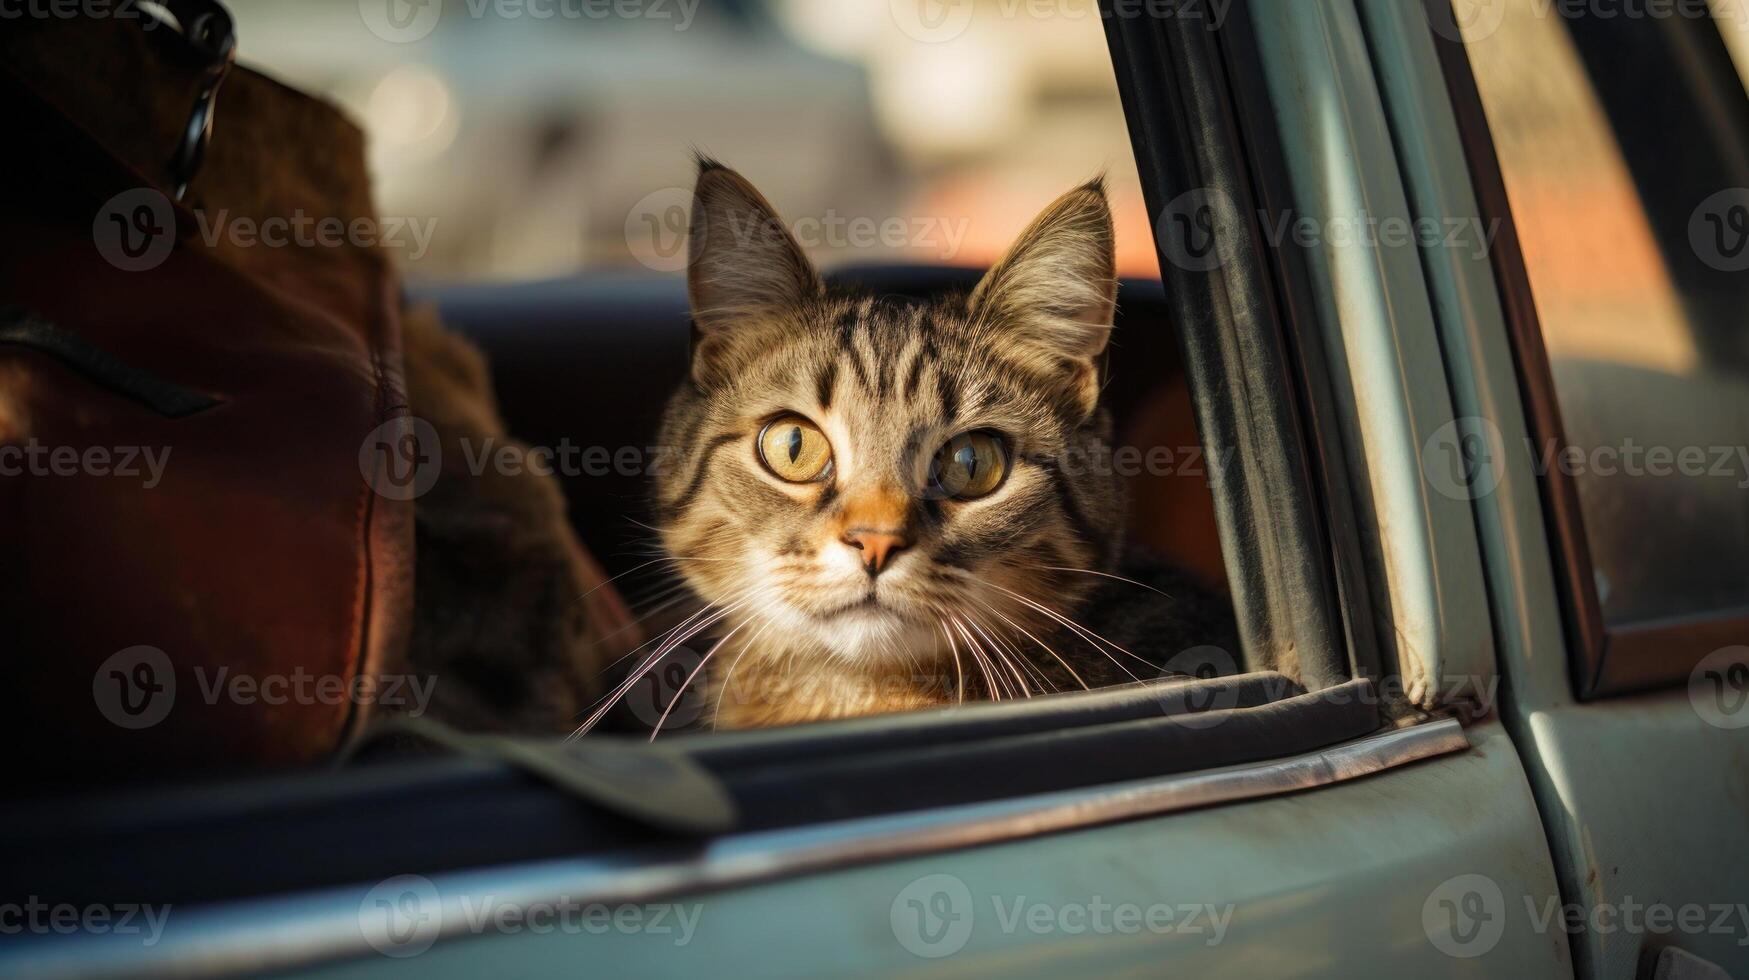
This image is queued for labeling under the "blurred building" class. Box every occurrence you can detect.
[223,0,1160,281]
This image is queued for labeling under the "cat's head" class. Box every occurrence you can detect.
[654,160,1123,666]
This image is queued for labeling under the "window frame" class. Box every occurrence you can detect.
[1101,0,1371,690]
[1431,0,1749,698]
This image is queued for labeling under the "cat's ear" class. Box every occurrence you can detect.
[968,178,1117,372]
[687,159,822,381]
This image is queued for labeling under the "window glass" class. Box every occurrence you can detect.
[225,0,1163,282]
[1457,0,1749,628]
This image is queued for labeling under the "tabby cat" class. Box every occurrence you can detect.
[604,159,1237,732]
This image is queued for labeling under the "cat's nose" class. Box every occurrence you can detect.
[841,529,909,576]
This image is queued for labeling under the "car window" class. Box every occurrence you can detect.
[226,0,1163,283]
[1456,0,1749,636]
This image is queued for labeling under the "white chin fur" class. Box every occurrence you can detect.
[808,605,938,664]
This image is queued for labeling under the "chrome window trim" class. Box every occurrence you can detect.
[4,719,1468,980]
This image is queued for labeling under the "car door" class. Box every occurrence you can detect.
[0,2,1580,978]
[1431,1,1749,976]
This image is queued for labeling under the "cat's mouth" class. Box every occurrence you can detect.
[820,591,885,618]
[811,585,935,627]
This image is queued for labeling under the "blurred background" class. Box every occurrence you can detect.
[222,0,1162,282]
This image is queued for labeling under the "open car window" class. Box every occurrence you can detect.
[0,1,1480,975]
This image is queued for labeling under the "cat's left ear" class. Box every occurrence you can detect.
[968,180,1116,412]
[687,159,822,384]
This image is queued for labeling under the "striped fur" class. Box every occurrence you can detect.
[651,161,1233,729]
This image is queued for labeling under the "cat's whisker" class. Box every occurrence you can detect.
[712,601,784,724]
[976,608,1057,695]
[935,620,966,705]
[963,612,1039,697]
[981,581,1149,682]
[570,594,751,738]
[595,587,731,676]
[943,618,998,702]
[650,603,768,740]
[1029,563,1177,599]
[966,593,1086,692]
[573,554,722,603]
[945,620,966,704]
[594,589,693,651]
[958,616,1014,700]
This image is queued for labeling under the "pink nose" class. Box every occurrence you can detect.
[841,529,908,576]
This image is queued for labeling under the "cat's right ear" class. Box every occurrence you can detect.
[686,159,822,384]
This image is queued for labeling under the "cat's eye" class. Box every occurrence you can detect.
[928,431,1009,500]
[757,415,834,483]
